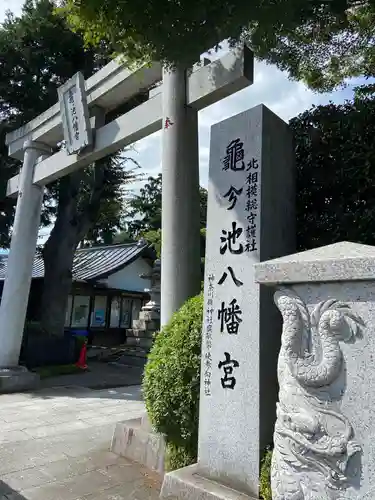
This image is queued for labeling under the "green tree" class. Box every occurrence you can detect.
[139,229,161,258]
[0,0,140,336]
[0,123,18,248]
[61,0,374,91]
[81,161,141,247]
[292,95,375,251]
[247,1,375,92]
[126,173,207,236]
[125,174,207,259]
[127,174,162,238]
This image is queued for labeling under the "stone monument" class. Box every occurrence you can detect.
[160,104,295,499]
[140,258,161,314]
[255,241,375,499]
[126,258,161,351]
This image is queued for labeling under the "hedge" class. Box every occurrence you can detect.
[143,293,203,468]
[142,292,273,498]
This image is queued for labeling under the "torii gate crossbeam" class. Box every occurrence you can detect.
[0,46,253,391]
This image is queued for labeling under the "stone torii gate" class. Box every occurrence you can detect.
[0,47,253,390]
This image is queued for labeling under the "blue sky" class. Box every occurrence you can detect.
[1,1,360,243]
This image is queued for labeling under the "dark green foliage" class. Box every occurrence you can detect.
[143,294,203,468]
[165,442,197,472]
[76,157,142,247]
[246,2,375,91]
[0,124,19,247]
[0,0,120,251]
[126,174,207,261]
[141,229,161,258]
[126,174,207,238]
[127,174,163,238]
[62,0,374,91]
[33,363,84,378]
[112,230,135,245]
[23,321,49,338]
[0,0,107,123]
[292,96,375,250]
[354,83,375,100]
[260,448,273,500]
[0,0,135,251]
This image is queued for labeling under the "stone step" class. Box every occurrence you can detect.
[161,463,257,499]
[89,346,128,362]
[127,337,153,348]
[118,346,150,357]
[112,354,147,368]
[132,319,160,331]
[111,416,165,475]
[110,344,151,368]
[126,328,154,339]
[139,310,160,322]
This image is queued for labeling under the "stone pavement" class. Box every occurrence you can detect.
[0,385,162,500]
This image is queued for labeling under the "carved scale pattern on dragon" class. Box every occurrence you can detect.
[272,288,365,500]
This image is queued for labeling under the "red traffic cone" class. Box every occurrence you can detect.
[76,343,88,370]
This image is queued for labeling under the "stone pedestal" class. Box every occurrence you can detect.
[161,104,295,499]
[255,241,375,499]
[0,366,40,393]
[111,413,165,475]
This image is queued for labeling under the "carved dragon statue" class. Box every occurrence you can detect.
[271,288,364,500]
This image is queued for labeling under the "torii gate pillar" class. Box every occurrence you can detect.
[0,141,51,391]
[161,67,201,326]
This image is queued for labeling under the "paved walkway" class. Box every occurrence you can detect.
[0,385,161,500]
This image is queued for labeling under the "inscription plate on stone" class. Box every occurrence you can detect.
[58,71,92,155]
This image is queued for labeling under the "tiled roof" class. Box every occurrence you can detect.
[0,242,153,282]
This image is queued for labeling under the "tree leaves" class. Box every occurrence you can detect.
[124,174,207,260]
[0,122,18,248]
[61,0,375,90]
[126,173,162,238]
[0,0,141,335]
[292,95,375,250]
[0,0,131,248]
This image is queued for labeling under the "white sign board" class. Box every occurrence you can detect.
[58,72,92,155]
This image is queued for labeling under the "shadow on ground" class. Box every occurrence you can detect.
[0,480,28,499]
[22,384,144,403]
[22,362,145,401]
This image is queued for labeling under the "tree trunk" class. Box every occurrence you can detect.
[39,165,105,337]
[39,222,78,337]
[39,177,81,337]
